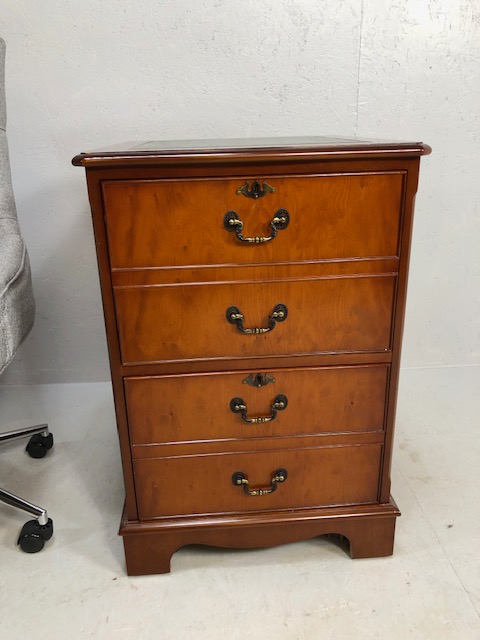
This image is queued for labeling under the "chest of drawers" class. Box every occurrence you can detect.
[73,136,430,575]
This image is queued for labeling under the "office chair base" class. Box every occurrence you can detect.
[0,425,54,551]
[18,518,54,553]
[0,424,52,450]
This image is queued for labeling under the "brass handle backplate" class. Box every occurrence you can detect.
[232,468,288,496]
[224,208,290,244]
[226,304,288,334]
[230,394,288,424]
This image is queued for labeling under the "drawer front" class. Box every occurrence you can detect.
[125,364,389,445]
[133,443,382,518]
[114,275,395,364]
[102,173,404,269]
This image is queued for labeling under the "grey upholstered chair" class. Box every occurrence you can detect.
[0,38,54,552]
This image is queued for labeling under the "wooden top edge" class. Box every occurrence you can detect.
[72,136,431,166]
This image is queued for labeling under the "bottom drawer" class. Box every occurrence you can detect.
[133,443,382,519]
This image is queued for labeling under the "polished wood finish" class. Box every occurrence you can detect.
[125,364,389,444]
[72,135,431,167]
[102,173,404,269]
[114,275,396,365]
[74,136,429,574]
[111,257,399,286]
[120,499,400,575]
[131,431,384,460]
[133,443,382,518]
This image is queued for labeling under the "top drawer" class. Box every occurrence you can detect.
[102,173,404,269]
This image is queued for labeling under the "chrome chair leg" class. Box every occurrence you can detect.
[0,424,54,552]
[0,423,50,444]
[0,488,54,553]
[0,423,53,459]
[0,487,49,525]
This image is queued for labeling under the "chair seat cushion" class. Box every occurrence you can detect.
[0,40,36,374]
[0,221,35,374]
[0,219,24,284]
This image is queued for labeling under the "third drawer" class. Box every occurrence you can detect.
[125,364,389,445]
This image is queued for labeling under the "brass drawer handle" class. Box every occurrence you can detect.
[232,468,288,496]
[226,303,288,334]
[236,180,275,199]
[230,394,288,424]
[224,208,290,244]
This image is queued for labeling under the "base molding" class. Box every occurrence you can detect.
[120,499,400,575]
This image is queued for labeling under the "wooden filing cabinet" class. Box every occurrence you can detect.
[73,136,430,575]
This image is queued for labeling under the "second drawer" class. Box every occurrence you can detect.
[125,364,389,445]
[114,275,396,364]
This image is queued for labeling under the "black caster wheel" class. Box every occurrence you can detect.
[17,518,54,553]
[26,432,54,459]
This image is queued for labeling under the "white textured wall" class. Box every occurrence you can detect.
[358,1,480,367]
[1,0,479,384]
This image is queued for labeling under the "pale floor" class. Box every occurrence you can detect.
[0,366,479,639]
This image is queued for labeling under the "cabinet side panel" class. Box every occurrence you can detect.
[85,169,139,520]
[379,158,421,502]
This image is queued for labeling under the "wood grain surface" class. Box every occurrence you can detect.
[75,139,428,573]
[133,442,383,518]
[125,364,389,444]
[102,173,404,268]
[114,274,396,364]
